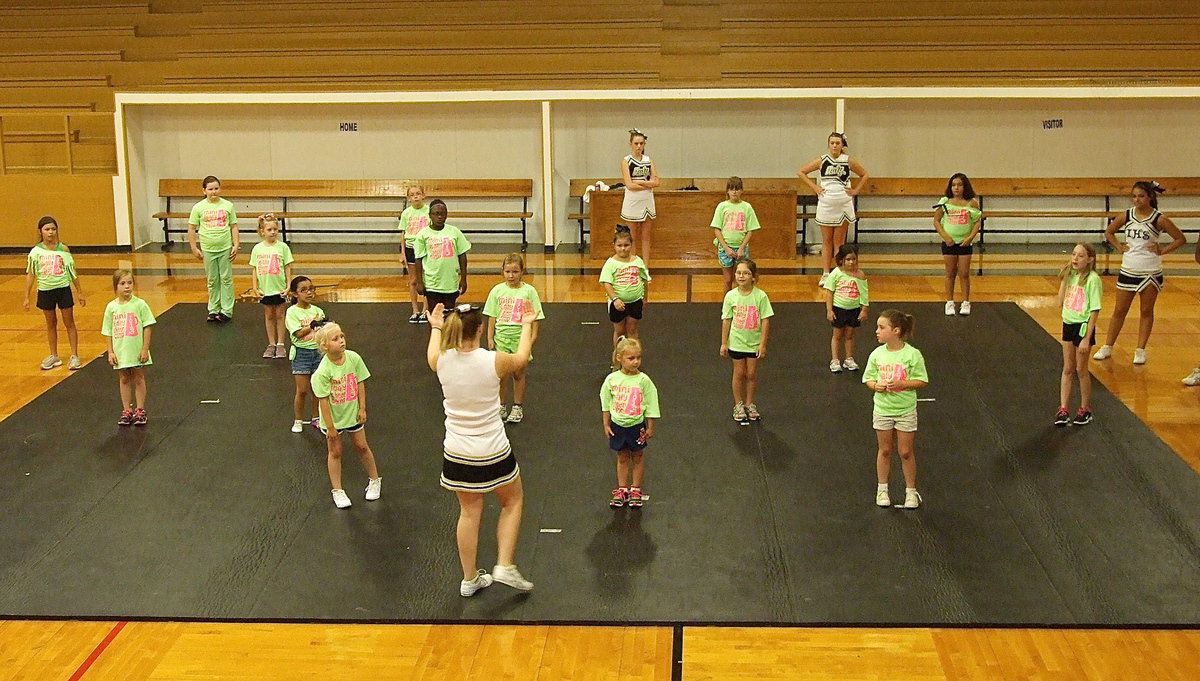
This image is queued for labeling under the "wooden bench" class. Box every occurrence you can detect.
[154,178,534,245]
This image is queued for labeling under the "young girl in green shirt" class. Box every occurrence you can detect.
[23,216,86,371]
[102,269,155,426]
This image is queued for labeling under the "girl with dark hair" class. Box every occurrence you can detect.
[600,224,651,346]
[187,176,239,323]
[620,129,660,259]
[797,132,870,285]
[23,216,86,370]
[934,173,982,316]
[411,199,471,311]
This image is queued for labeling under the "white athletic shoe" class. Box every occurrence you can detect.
[1183,368,1200,386]
[958,301,971,316]
[365,477,382,501]
[944,301,956,316]
[331,489,352,509]
[1133,348,1147,365]
[460,569,493,597]
[291,419,304,433]
[875,488,891,508]
[492,564,534,592]
[842,357,859,371]
[1092,344,1113,361]
[829,359,843,373]
[901,489,922,509]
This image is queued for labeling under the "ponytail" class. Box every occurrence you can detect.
[612,336,643,369]
[878,309,915,340]
[440,305,484,352]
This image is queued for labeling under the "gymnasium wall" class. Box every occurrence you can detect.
[0,176,116,248]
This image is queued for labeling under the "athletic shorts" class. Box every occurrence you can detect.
[494,333,532,362]
[608,298,644,323]
[816,193,855,226]
[727,349,759,360]
[620,190,656,222]
[831,305,863,328]
[425,291,460,311]
[941,242,973,256]
[403,244,417,265]
[319,422,364,435]
[608,420,648,452]
[260,294,285,306]
[1116,268,1164,293]
[1061,322,1096,347]
[36,286,74,311]
[873,409,918,432]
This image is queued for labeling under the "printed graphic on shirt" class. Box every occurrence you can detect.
[330,373,359,405]
[202,209,228,229]
[38,253,64,277]
[723,211,747,232]
[877,362,909,387]
[256,253,282,275]
[427,236,455,259]
[733,304,760,330]
[948,209,969,225]
[498,297,527,323]
[836,279,860,301]
[111,312,139,338]
[1064,284,1086,313]
[610,384,644,416]
[615,265,641,287]
[405,214,430,236]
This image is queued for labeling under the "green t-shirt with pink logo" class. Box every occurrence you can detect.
[26,243,76,290]
[101,295,156,369]
[822,267,870,310]
[250,240,294,296]
[935,197,983,244]
[1061,270,1102,325]
[710,199,761,248]
[413,224,471,293]
[188,198,238,252]
[483,282,545,348]
[312,349,371,431]
[286,304,325,352]
[600,370,661,428]
[721,286,774,353]
[599,256,651,303]
[862,343,929,417]
[399,204,432,248]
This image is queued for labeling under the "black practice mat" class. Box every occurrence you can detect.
[1,302,1197,626]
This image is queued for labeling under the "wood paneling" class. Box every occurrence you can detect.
[0,175,116,245]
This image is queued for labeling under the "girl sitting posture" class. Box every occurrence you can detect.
[602,337,660,508]
[312,323,382,509]
[483,253,545,423]
[720,258,774,423]
[102,269,155,426]
[863,310,929,509]
[23,216,86,370]
[249,214,294,358]
[823,244,869,373]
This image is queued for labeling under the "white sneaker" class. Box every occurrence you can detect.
[829,359,843,373]
[40,355,62,370]
[944,301,956,316]
[492,564,534,592]
[958,301,971,316]
[1183,368,1200,386]
[331,489,352,508]
[506,404,524,423]
[499,405,508,422]
[365,477,381,501]
[1133,348,1147,365]
[460,569,494,597]
[902,489,922,509]
[875,488,890,507]
[842,357,859,371]
[68,355,82,370]
[291,419,304,433]
[1093,344,1113,360]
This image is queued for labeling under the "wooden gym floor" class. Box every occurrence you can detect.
[1,246,1197,680]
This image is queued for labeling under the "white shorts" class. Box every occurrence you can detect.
[816,193,855,227]
[621,189,656,222]
[873,409,918,432]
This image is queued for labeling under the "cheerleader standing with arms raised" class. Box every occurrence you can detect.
[1092,181,1186,365]
[621,128,660,259]
[797,132,869,286]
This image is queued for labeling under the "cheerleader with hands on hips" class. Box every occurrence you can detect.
[797,132,869,286]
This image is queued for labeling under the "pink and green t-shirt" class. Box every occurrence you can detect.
[413,224,471,293]
[101,295,156,369]
[27,243,76,290]
[862,343,929,417]
[286,303,326,354]
[188,198,238,252]
[483,282,545,351]
[600,370,661,428]
[1061,270,1102,325]
[399,204,432,248]
[710,199,761,248]
[312,349,371,431]
[250,240,294,296]
[822,267,870,310]
[721,286,774,353]
[599,256,651,303]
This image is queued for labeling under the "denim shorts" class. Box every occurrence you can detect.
[291,346,322,375]
[717,245,749,268]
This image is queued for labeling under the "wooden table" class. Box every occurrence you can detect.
[587,190,797,261]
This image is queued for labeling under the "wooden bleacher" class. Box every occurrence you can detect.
[153,178,534,244]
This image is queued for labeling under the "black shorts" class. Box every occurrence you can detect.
[608,420,648,452]
[425,291,460,311]
[608,298,644,323]
[260,294,285,306]
[403,245,417,265]
[831,305,862,328]
[36,286,74,311]
[318,422,365,435]
[1061,322,1096,347]
[941,242,973,256]
[728,349,759,360]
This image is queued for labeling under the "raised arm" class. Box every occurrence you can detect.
[426,303,445,372]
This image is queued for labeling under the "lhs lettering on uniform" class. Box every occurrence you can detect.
[256,253,282,275]
[330,373,359,405]
[112,312,139,338]
[723,211,746,232]
[733,304,760,330]
[202,209,228,229]
[611,384,644,416]
[38,253,64,276]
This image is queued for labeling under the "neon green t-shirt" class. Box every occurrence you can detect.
[413,224,471,293]
[935,197,982,244]
[188,198,238,252]
[600,370,661,428]
[101,295,156,369]
[250,240,294,297]
[27,243,76,291]
[1061,270,1102,325]
[862,343,929,417]
[822,267,870,310]
[710,200,761,248]
[721,286,774,353]
[399,204,432,248]
[286,304,326,353]
[483,282,545,350]
[599,256,651,303]
[312,349,371,431]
